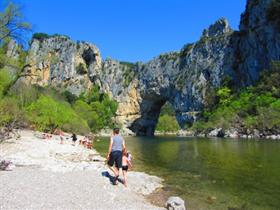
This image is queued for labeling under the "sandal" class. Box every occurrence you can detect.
[114,175,119,185]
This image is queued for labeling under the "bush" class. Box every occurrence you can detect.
[156,103,180,132]
[179,43,194,57]
[156,115,180,132]
[0,97,24,126]
[26,95,89,133]
[217,87,232,105]
[0,68,13,99]
[77,86,118,132]
[191,61,280,134]
[32,33,50,41]
[62,90,78,105]
[32,33,70,41]
[73,100,98,129]
[10,83,40,108]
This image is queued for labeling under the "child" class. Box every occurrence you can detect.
[122,149,133,187]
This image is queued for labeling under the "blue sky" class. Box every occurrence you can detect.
[3,0,247,62]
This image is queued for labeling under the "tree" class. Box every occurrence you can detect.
[0,2,31,45]
[26,95,89,133]
[156,115,180,132]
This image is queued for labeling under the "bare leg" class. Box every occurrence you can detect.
[123,170,127,187]
[109,166,120,185]
[108,166,118,176]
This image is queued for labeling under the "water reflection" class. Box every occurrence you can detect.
[95,137,280,209]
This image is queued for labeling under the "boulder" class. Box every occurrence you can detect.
[208,128,224,138]
[225,129,239,138]
[177,130,194,137]
[165,196,186,210]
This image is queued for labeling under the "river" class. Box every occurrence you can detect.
[94,136,280,210]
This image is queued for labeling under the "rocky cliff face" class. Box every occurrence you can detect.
[20,36,102,95]
[18,0,280,136]
[237,0,280,84]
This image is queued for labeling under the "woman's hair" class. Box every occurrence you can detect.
[113,128,120,134]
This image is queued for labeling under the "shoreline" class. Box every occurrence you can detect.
[0,129,166,210]
[97,129,280,140]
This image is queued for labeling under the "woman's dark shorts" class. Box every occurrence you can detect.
[108,151,122,169]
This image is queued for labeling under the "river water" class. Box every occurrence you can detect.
[94,136,280,210]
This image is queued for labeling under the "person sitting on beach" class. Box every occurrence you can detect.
[107,128,126,185]
[122,149,133,187]
[59,130,64,144]
[80,136,88,147]
[42,133,51,140]
[71,133,77,145]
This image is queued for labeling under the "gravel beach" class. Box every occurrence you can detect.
[0,130,164,210]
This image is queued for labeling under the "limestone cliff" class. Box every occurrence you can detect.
[20,36,102,95]
[17,0,280,136]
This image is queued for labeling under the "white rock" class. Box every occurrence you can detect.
[208,128,224,137]
[166,196,186,210]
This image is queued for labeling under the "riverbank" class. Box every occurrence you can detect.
[176,128,280,140]
[98,127,280,140]
[0,130,164,210]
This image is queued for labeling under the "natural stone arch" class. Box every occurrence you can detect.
[129,95,167,136]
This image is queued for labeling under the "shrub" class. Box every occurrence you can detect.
[9,83,40,108]
[26,95,89,133]
[191,61,280,134]
[217,87,232,105]
[0,97,24,126]
[156,115,180,132]
[32,33,70,41]
[77,86,118,132]
[156,103,180,132]
[120,62,137,88]
[0,68,13,99]
[160,102,175,116]
[179,43,194,57]
[62,90,78,104]
[73,100,97,129]
[32,33,50,41]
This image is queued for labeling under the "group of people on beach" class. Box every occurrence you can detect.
[106,128,132,187]
[42,127,132,187]
[41,130,93,149]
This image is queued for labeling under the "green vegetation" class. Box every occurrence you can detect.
[120,62,137,88]
[191,61,280,134]
[179,43,194,57]
[32,33,70,41]
[0,2,31,44]
[0,97,23,127]
[0,69,118,134]
[26,95,89,133]
[156,102,180,133]
[75,85,118,132]
[0,68,13,99]
[159,52,179,61]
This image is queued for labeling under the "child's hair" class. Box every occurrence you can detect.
[127,151,132,159]
[122,148,127,156]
